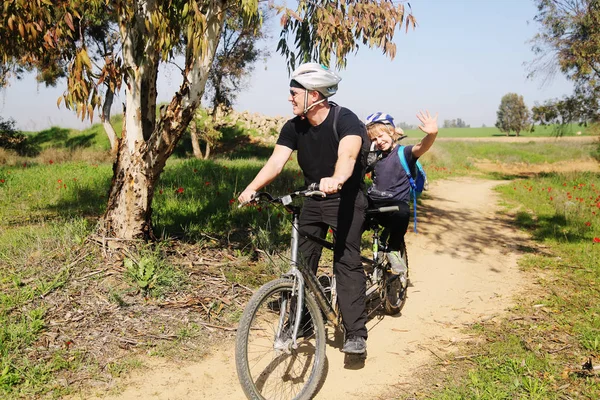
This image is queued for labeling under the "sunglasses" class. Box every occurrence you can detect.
[289,89,305,97]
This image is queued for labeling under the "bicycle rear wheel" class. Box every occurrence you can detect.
[384,241,409,314]
[235,278,326,400]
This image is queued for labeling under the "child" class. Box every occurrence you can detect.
[364,111,438,279]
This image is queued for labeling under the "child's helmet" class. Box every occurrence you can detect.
[365,112,395,127]
[290,63,341,98]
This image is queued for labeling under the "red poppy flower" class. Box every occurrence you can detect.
[0,179,4,183]
[205,181,210,186]
[550,196,553,201]
[49,160,54,164]
[594,237,600,243]
[57,179,62,183]
[193,168,198,173]
[176,187,184,193]
[229,199,235,204]
[22,163,27,168]
[585,222,592,227]
[159,189,163,194]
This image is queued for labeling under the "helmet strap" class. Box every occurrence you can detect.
[302,92,326,115]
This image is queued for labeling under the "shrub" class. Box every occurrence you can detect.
[0,117,27,154]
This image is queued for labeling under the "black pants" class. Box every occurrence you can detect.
[297,191,368,339]
[371,200,410,252]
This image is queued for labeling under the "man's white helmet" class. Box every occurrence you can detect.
[291,63,341,98]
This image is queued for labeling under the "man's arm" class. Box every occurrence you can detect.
[238,144,293,203]
[320,135,362,194]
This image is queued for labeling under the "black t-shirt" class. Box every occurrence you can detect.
[277,106,368,195]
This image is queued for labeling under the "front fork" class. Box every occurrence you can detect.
[277,212,305,350]
[280,212,339,349]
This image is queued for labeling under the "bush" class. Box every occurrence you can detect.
[0,117,35,156]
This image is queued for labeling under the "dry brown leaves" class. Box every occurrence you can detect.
[27,240,254,391]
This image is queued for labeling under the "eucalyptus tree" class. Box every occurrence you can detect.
[0,0,416,240]
[529,0,599,122]
[191,6,269,160]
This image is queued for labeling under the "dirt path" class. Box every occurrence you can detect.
[87,177,533,400]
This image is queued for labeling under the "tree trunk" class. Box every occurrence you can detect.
[100,0,225,240]
[204,141,211,159]
[101,87,119,155]
[190,120,204,159]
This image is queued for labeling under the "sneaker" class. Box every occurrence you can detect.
[387,251,407,276]
[342,335,367,354]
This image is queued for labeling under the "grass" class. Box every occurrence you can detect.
[422,171,600,400]
[0,119,599,397]
[403,123,592,138]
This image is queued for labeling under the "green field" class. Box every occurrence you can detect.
[404,123,592,138]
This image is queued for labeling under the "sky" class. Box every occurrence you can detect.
[0,0,574,132]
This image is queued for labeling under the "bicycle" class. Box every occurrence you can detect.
[235,185,409,400]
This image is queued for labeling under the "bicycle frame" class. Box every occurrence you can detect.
[246,189,399,348]
[285,204,396,337]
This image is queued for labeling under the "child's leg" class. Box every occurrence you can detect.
[383,202,410,252]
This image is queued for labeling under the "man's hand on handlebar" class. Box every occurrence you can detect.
[238,188,257,207]
[319,177,343,195]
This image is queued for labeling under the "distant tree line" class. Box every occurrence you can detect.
[442,118,470,129]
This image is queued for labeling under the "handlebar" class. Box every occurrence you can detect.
[238,183,328,209]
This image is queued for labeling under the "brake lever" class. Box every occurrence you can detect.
[305,190,326,197]
[237,193,260,208]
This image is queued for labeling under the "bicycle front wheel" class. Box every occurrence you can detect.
[235,278,326,400]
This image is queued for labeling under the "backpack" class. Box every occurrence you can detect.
[397,145,428,233]
[330,102,371,181]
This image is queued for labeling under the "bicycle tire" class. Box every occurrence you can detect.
[383,241,409,315]
[235,278,327,400]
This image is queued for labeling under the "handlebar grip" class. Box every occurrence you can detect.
[308,183,343,191]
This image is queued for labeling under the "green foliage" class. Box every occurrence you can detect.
[531,0,600,102]
[0,117,29,156]
[530,1,600,124]
[496,93,531,136]
[124,247,187,298]
[125,257,156,291]
[277,0,416,70]
[532,95,598,129]
[206,8,269,110]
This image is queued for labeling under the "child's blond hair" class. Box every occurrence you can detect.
[366,123,404,141]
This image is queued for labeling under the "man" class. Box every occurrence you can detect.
[238,62,369,354]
